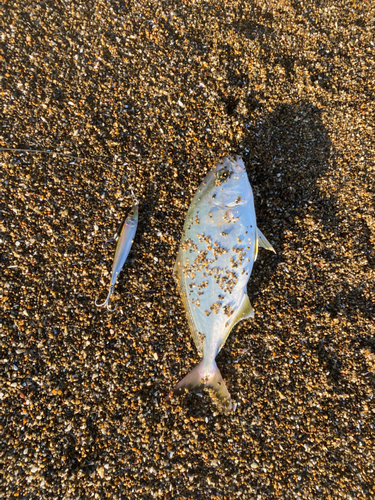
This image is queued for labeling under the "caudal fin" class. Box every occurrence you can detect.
[169,360,233,413]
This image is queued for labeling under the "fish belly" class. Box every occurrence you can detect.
[179,199,257,353]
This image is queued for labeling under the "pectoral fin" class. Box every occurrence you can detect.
[257,227,276,253]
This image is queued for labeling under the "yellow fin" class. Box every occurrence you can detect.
[232,293,254,324]
[174,249,204,355]
[254,228,259,261]
[173,248,183,283]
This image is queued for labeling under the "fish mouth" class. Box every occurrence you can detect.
[215,155,242,170]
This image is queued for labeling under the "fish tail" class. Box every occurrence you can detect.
[169,360,233,413]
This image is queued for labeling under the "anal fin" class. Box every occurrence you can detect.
[218,293,254,353]
[234,293,254,321]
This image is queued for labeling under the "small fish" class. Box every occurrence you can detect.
[95,201,138,311]
[170,156,275,412]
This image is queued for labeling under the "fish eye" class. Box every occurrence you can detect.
[216,169,229,179]
[215,169,232,184]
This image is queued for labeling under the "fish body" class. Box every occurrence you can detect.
[95,203,138,311]
[110,204,138,286]
[172,156,275,411]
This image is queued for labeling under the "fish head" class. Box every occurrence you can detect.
[127,203,138,225]
[210,156,252,208]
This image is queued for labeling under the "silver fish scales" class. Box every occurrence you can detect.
[171,156,275,412]
[95,202,138,311]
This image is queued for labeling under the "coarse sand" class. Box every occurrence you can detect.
[1,1,374,498]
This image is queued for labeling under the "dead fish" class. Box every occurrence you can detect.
[170,155,275,412]
[95,201,138,311]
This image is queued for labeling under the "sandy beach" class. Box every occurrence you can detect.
[1,1,374,498]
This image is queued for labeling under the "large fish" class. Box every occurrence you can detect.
[171,156,275,412]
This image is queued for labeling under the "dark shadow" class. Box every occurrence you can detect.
[215,99,373,396]
[241,101,333,304]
